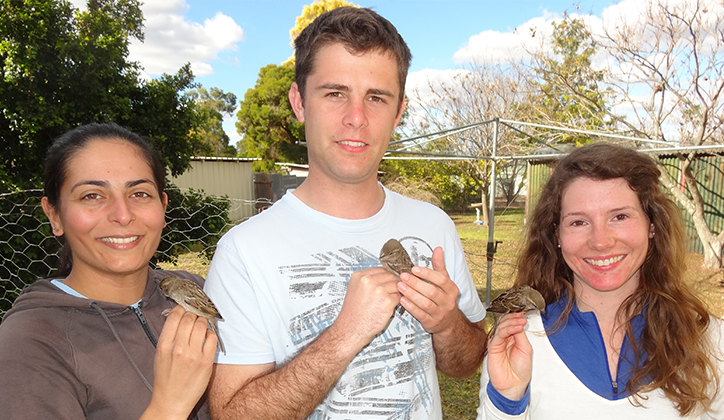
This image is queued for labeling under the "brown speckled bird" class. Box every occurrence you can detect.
[159,276,226,354]
[379,238,414,276]
[487,286,546,315]
[379,238,414,316]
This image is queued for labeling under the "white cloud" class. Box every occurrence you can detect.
[128,0,244,77]
[453,12,557,64]
[67,0,244,78]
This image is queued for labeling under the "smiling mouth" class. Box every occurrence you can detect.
[584,255,624,267]
[101,236,140,244]
[338,140,366,147]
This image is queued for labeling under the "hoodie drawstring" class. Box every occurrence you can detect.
[91,302,153,392]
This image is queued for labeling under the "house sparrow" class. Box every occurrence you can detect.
[379,238,414,276]
[487,286,546,315]
[379,238,415,316]
[159,276,226,354]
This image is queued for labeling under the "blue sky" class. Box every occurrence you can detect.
[71,0,623,141]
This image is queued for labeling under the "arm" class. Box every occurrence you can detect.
[397,246,488,377]
[140,305,217,420]
[208,267,401,420]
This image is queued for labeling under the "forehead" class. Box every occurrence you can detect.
[309,43,399,87]
[64,139,152,181]
[561,177,641,210]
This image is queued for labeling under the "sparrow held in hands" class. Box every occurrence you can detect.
[159,276,226,354]
[379,238,414,276]
[379,238,414,316]
[487,286,546,314]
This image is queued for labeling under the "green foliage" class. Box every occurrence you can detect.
[123,63,203,177]
[0,0,205,191]
[186,86,238,157]
[381,159,479,212]
[236,62,307,171]
[521,12,614,145]
[156,186,231,265]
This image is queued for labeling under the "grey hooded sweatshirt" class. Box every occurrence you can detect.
[0,268,211,420]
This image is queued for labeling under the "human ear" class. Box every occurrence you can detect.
[41,197,64,237]
[288,82,305,123]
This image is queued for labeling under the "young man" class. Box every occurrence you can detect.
[205,7,488,420]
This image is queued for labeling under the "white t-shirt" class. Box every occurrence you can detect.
[206,187,486,420]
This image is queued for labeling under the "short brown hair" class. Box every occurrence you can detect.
[293,7,412,106]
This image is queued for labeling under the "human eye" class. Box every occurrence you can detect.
[612,213,629,222]
[368,95,385,103]
[81,192,102,201]
[130,190,153,200]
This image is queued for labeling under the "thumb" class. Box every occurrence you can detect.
[431,247,449,277]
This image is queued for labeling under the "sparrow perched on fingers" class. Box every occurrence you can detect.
[379,238,414,276]
[159,276,226,354]
[487,286,546,315]
[379,238,414,316]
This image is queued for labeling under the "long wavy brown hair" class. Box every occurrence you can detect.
[516,143,719,415]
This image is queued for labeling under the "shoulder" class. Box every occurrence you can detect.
[151,269,205,288]
[384,188,452,221]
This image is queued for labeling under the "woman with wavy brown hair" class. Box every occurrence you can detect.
[477,143,723,419]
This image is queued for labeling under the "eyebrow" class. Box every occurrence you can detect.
[69,178,156,193]
[317,83,396,98]
[560,206,638,219]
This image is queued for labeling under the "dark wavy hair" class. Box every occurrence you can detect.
[516,143,718,415]
[293,6,412,107]
[43,122,165,277]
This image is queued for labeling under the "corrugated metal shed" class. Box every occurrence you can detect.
[170,157,257,222]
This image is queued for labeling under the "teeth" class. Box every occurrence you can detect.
[338,141,365,147]
[585,255,624,267]
[101,236,139,244]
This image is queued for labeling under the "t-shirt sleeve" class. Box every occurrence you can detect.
[204,238,276,365]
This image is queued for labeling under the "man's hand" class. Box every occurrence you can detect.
[333,267,402,349]
[396,247,460,333]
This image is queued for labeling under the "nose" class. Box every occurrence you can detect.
[589,222,615,250]
[108,196,135,226]
[342,97,369,129]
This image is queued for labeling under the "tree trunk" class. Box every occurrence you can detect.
[701,237,723,269]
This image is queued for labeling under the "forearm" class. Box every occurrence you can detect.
[211,324,363,420]
[433,312,487,378]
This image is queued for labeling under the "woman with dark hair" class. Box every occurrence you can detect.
[478,143,723,419]
[0,123,215,419]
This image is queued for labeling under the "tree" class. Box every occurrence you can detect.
[186,86,238,157]
[0,0,205,190]
[523,13,615,144]
[236,62,306,171]
[532,1,724,268]
[404,63,532,224]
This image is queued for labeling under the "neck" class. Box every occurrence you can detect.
[63,267,148,306]
[574,286,632,328]
[293,174,385,219]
